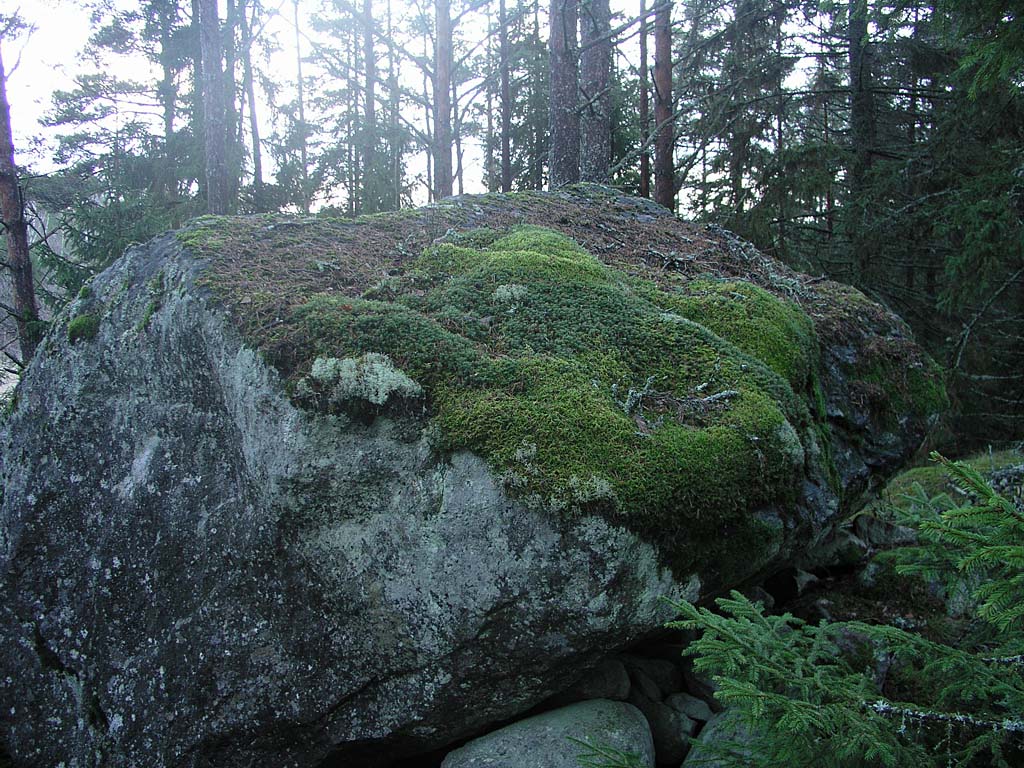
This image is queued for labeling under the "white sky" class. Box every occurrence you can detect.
[3,0,93,164]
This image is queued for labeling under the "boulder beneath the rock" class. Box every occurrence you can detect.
[681,710,759,768]
[0,187,943,767]
[441,699,656,768]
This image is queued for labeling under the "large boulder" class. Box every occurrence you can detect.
[0,187,943,767]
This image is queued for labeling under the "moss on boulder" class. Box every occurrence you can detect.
[177,186,945,579]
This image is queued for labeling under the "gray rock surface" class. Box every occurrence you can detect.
[665,693,714,724]
[627,689,695,765]
[440,699,655,768]
[681,710,757,767]
[0,237,693,768]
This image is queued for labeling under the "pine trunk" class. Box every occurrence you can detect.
[579,0,611,183]
[639,0,650,198]
[548,0,580,187]
[239,0,265,209]
[363,0,378,212]
[499,0,512,192]
[293,0,311,213]
[199,0,229,214]
[849,0,876,281]
[653,0,673,210]
[223,0,239,209]
[0,42,39,363]
[433,0,454,200]
[387,0,401,209]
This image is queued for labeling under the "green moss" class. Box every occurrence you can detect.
[67,314,100,344]
[273,227,825,579]
[77,284,92,300]
[649,278,818,391]
[0,389,16,419]
[137,272,166,331]
[852,352,948,430]
[177,216,231,252]
[881,447,1023,506]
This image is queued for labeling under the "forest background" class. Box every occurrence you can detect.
[0,0,1021,449]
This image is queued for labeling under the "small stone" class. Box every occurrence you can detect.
[441,699,655,768]
[627,688,695,765]
[620,655,684,699]
[665,692,714,723]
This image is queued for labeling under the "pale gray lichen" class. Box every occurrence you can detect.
[493,283,528,303]
[566,474,617,505]
[304,353,423,406]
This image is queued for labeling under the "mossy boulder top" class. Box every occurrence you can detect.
[0,187,943,768]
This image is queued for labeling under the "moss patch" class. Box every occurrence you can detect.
[879,447,1023,507]
[67,314,100,344]
[263,227,820,579]
[648,278,818,391]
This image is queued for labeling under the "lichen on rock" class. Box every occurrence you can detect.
[298,352,423,407]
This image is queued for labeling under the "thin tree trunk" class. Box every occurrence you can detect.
[548,0,580,187]
[653,0,673,209]
[499,0,512,191]
[349,15,360,215]
[486,7,496,193]
[580,0,611,183]
[774,7,786,257]
[223,0,239,209]
[199,0,229,214]
[639,0,650,197]
[157,2,178,212]
[362,0,378,212]
[387,0,401,209]
[433,0,454,200]
[239,0,265,209]
[454,77,464,195]
[422,31,433,201]
[294,0,310,214]
[0,42,39,363]
[849,0,876,281]
[191,0,206,202]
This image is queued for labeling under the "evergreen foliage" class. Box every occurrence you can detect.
[668,454,1024,767]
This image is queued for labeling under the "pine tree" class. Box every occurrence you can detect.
[668,454,1024,767]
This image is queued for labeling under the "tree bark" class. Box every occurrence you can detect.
[362,0,379,212]
[387,0,401,209]
[849,0,876,280]
[191,0,206,201]
[433,0,454,200]
[499,0,512,192]
[580,0,611,183]
[156,1,178,212]
[0,41,39,363]
[639,0,650,198]
[294,0,311,213]
[239,0,265,209]
[223,0,240,209]
[653,0,674,209]
[198,0,229,214]
[548,0,580,187]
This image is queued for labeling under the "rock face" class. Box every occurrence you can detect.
[0,187,943,767]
